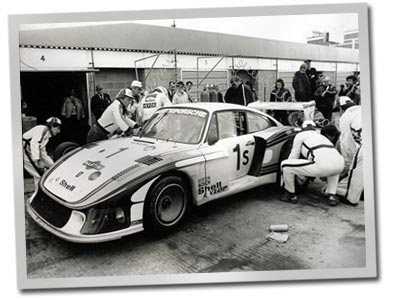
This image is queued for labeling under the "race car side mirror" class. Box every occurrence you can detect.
[207,134,219,146]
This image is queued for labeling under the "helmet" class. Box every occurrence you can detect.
[153,86,168,96]
[116,88,134,100]
[46,117,62,127]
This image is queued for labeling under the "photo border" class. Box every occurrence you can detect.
[9,3,377,289]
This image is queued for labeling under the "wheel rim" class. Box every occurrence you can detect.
[155,183,186,226]
[62,146,77,156]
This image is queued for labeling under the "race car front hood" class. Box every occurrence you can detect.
[42,137,197,205]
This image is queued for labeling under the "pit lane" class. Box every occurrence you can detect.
[24,178,365,278]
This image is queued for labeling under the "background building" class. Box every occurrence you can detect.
[337,29,359,49]
[19,22,359,129]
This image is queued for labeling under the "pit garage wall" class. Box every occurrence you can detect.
[20,47,359,105]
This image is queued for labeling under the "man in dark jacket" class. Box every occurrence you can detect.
[224,75,253,106]
[91,84,112,121]
[292,63,311,102]
[314,77,337,121]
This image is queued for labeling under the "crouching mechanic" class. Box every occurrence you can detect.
[87,88,140,143]
[280,120,344,206]
[137,86,171,125]
[23,117,61,188]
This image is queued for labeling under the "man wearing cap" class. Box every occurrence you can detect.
[280,120,344,205]
[91,84,112,121]
[23,117,62,188]
[314,76,337,121]
[335,96,363,205]
[87,88,139,143]
[292,63,311,102]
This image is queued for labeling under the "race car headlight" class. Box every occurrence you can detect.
[80,206,129,235]
[80,192,132,235]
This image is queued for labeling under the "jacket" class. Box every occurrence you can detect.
[224,83,254,106]
[61,96,85,120]
[91,93,112,120]
[22,125,54,167]
[292,71,311,102]
[137,92,172,124]
[97,100,136,134]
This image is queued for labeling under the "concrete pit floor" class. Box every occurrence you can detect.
[24,178,365,278]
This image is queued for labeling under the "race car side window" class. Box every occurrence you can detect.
[246,112,273,133]
[206,113,219,145]
[217,112,237,139]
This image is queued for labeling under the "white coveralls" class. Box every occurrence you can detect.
[336,109,363,204]
[22,125,54,187]
[98,100,137,134]
[281,130,344,194]
[137,92,171,125]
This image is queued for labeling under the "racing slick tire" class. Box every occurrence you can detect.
[278,140,310,193]
[143,176,190,233]
[53,142,80,161]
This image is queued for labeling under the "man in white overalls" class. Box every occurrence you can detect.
[335,96,363,205]
[23,117,62,188]
[281,120,344,206]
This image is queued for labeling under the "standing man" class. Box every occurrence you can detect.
[91,84,111,122]
[314,76,337,122]
[172,81,190,104]
[304,59,318,96]
[185,81,196,102]
[335,96,363,205]
[224,75,253,106]
[280,120,344,206]
[87,88,139,143]
[61,88,85,144]
[292,63,311,102]
[137,86,172,125]
[23,117,62,188]
[167,81,176,101]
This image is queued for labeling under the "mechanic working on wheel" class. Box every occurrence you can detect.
[87,88,140,143]
[23,117,62,188]
[280,120,344,206]
[137,86,172,126]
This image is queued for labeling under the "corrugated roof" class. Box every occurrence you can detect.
[19,22,359,63]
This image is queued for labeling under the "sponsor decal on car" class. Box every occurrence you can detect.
[167,108,207,119]
[83,160,105,171]
[59,179,76,191]
[198,176,228,196]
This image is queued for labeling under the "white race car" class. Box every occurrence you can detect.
[27,103,303,243]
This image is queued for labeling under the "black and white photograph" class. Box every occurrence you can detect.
[9,3,377,289]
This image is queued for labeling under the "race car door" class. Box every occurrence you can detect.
[198,110,255,200]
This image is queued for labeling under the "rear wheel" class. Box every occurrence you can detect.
[143,176,189,233]
[53,142,79,161]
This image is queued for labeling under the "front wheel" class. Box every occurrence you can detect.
[143,176,189,233]
[53,142,80,161]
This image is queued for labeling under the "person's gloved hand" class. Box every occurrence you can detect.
[123,127,134,137]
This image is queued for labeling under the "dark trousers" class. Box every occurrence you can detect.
[317,107,333,122]
[87,125,108,143]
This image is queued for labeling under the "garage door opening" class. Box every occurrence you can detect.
[20,71,89,146]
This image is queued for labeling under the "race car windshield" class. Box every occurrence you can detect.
[140,108,208,144]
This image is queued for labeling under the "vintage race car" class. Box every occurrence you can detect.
[248,100,316,127]
[27,103,303,243]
